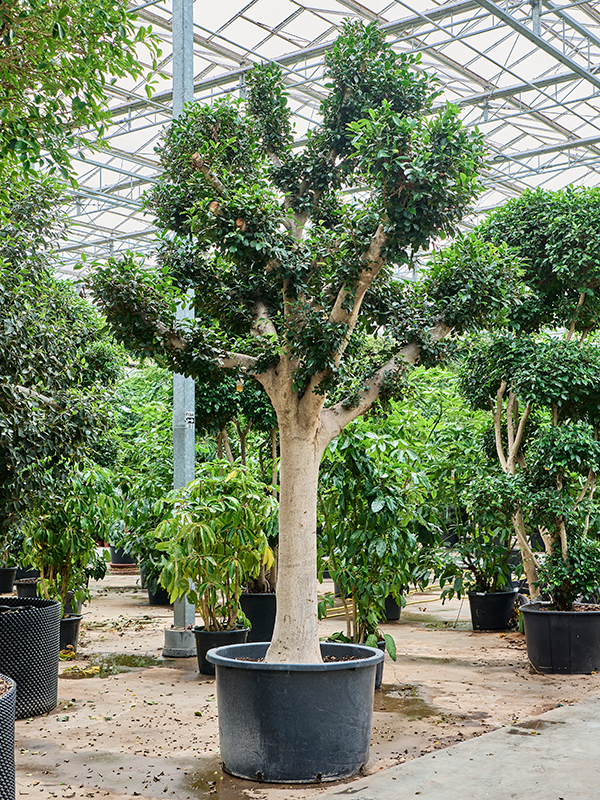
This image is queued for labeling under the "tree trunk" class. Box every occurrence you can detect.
[265,428,323,663]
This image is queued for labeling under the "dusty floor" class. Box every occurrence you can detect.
[12,570,600,800]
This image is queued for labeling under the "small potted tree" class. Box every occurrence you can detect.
[23,469,110,652]
[157,460,277,674]
[433,476,519,631]
[318,428,426,682]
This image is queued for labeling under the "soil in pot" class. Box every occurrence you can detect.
[0,567,16,594]
[15,579,39,599]
[59,615,83,653]
[521,602,600,673]
[468,589,517,631]
[193,626,248,676]
[240,593,276,643]
[206,641,383,783]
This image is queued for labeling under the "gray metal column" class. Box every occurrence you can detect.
[163,0,196,658]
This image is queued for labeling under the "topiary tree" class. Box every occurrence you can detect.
[89,21,512,662]
[457,186,600,608]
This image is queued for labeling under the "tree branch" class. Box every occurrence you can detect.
[493,380,508,473]
[251,301,278,340]
[191,152,228,197]
[12,384,62,411]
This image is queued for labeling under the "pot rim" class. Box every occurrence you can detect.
[467,588,518,597]
[521,600,600,616]
[206,641,384,672]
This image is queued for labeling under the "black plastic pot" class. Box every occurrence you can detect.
[0,568,16,595]
[384,595,401,621]
[194,626,248,675]
[375,639,386,690]
[0,597,60,719]
[15,578,39,598]
[15,567,39,582]
[240,593,276,643]
[207,641,383,783]
[521,602,600,674]
[0,674,16,800]
[148,585,171,605]
[59,615,83,653]
[468,589,517,631]
[109,546,137,566]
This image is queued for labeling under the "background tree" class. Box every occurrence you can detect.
[456,186,600,607]
[0,0,159,176]
[90,21,517,663]
[0,174,123,559]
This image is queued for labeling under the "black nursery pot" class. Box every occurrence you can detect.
[0,674,16,800]
[109,546,137,566]
[0,597,60,719]
[0,567,16,595]
[15,578,39,599]
[59,615,83,653]
[240,593,277,643]
[207,641,383,783]
[468,589,517,631]
[384,595,401,621]
[193,626,248,676]
[521,602,600,674]
[148,585,171,606]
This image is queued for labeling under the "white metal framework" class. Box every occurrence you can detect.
[57,0,600,274]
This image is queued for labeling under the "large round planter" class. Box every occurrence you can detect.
[240,593,276,643]
[109,546,136,566]
[0,568,16,595]
[0,597,60,719]
[521,602,600,674]
[468,589,517,631]
[15,578,39,599]
[207,641,383,783]
[59,615,83,653]
[193,626,248,676]
[0,674,16,800]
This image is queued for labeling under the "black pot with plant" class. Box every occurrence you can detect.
[158,461,278,674]
[22,470,110,652]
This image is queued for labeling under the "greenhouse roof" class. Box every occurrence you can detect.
[57,0,600,274]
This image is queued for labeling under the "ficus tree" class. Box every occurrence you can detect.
[0,0,159,176]
[0,174,123,562]
[457,186,600,608]
[89,21,518,663]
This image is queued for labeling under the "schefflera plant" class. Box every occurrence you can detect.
[90,21,519,663]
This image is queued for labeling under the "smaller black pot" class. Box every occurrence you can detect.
[194,626,248,676]
[240,593,276,643]
[468,589,517,631]
[384,595,401,621]
[148,586,171,605]
[0,567,16,595]
[375,640,386,690]
[109,546,136,566]
[15,567,39,581]
[15,579,39,599]
[60,615,83,653]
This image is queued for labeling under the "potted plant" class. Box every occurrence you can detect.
[157,460,277,674]
[318,429,427,684]
[433,476,519,631]
[90,19,504,782]
[22,469,110,652]
[455,186,600,671]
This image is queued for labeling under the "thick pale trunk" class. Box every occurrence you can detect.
[512,509,540,599]
[265,430,323,663]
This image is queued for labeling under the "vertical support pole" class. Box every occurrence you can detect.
[163,0,197,658]
[531,0,541,37]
